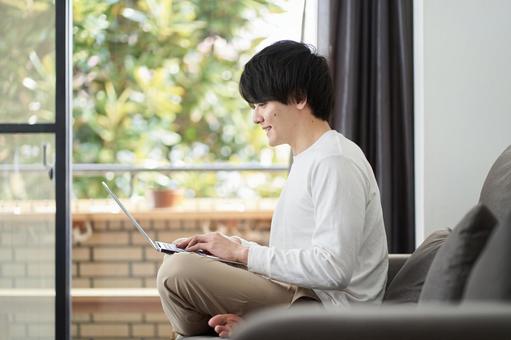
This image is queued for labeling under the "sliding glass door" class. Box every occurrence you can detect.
[0,0,71,339]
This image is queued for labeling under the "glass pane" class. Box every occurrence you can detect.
[0,134,55,339]
[0,1,55,123]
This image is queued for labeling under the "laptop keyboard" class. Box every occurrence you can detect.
[156,241,184,253]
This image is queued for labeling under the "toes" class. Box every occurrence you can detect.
[215,325,229,337]
[209,313,243,337]
[209,314,227,327]
[209,313,240,327]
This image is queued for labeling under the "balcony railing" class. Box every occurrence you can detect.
[0,162,289,173]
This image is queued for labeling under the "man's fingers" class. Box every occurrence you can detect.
[185,235,202,248]
[185,234,209,250]
[186,237,197,248]
[174,237,190,248]
[185,242,209,252]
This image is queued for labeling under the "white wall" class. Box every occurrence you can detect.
[415,0,511,245]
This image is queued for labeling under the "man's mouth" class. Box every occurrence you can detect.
[263,126,272,133]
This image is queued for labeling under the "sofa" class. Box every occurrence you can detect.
[183,144,511,339]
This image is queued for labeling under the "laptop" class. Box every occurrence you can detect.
[101,181,244,267]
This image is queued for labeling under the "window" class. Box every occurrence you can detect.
[72,0,305,202]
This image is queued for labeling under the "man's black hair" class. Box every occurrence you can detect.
[239,40,334,121]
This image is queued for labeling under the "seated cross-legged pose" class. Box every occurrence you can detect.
[157,40,388,338]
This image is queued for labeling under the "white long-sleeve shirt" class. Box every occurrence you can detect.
[242,130,388,306]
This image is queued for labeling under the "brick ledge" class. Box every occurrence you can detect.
[0,288,162,313]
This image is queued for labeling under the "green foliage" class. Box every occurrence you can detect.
[0,1,55,200]
[0,0,55,123]
[73,0,288,199]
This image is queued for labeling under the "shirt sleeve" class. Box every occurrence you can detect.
[247,155,368,290]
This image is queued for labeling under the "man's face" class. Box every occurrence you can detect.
[252,100,297,147]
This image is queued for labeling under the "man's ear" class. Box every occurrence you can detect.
[296,97,307,110]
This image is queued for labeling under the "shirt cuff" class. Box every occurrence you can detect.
[247,243,270,276]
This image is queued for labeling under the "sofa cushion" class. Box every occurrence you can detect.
[383,229,450,303]
[479,144,511,222]
[463,210,511,301]
[419,204,497,303]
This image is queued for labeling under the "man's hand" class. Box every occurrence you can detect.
[175,232,248,265]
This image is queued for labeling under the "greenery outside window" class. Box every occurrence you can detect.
[73,0,300,202]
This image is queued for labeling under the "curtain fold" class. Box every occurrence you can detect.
[328,0,415,252]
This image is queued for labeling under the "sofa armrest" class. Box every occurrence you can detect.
[233,303,511,340]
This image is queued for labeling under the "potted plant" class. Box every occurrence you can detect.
[146,173,182,208]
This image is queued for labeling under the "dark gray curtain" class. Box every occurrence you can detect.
[328,0,415,252]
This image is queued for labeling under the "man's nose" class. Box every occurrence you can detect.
[252,108,263,124]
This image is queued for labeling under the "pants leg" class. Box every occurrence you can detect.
[157,252,299,336]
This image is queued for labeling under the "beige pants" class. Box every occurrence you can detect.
[157,252,319,336]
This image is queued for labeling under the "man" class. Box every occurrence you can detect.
[157,40,388,338]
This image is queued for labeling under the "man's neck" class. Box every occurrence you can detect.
[290,119,332,155]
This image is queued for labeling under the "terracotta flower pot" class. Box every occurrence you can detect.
[151,189,182,208]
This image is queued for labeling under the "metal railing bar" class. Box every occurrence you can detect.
[0,123,55,133]
[0,163,289,173]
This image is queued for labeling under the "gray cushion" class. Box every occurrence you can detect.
[232,304,511,340]
[419,204,497,303]
[479,144,511,222]
[383,229,450,303]
[463,210,511,301]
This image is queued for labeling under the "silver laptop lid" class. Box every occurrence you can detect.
[101,181,158,250]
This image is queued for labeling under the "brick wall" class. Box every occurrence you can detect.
[0,219,55,339]
[73,312,173,340]
[72,215,271,340]
[3,310,55,340]
[0,220,55,289]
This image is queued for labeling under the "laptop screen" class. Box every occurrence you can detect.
[102,181,157,250]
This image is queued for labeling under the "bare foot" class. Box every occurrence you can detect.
[208,314,243,338]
